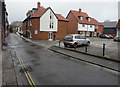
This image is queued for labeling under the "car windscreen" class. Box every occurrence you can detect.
[64,35,72,40]
[75,35,86,39]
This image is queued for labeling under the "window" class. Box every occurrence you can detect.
[88,18,91,22]
[86,31,89,36]
[95,25,98,29]
[28,21,29,26]
[79,16,83,20]
[75,35,79,39]
[50,12,52,19]
[94,32,96,36]
[90,25,92,28]
[35,30,37,34]
[82,32,85,36]
[80,36,86,39]
[52,23,54,29]
[82,24,85,27]
[30,20,32,26]
[50,21,51,28]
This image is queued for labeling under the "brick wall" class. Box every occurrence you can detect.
[0,1,2,49]
[22,21,27,37]
[97,25,103,35]
[67,12,78,34]
[54,21,68,40]
[28,18,49,40]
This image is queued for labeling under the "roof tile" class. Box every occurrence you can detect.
[56,14,69,21]
[71,10,102,26]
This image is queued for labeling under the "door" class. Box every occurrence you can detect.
[49,32,53,41]
[90,32,92,37]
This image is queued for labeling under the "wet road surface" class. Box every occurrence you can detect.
[8,33,119,85]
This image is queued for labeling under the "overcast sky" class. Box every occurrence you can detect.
[5,0,119,24]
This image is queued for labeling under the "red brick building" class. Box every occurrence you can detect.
[66,9,103,37]
[22,2,68,41]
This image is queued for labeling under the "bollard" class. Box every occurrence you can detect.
[59,40,60,47]
[85,44,87,52]
[74,46,76,50]
[103,44,106,56]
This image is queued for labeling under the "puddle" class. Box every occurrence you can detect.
[27,51,35,54]
[20,66,33,73]
[36,47,42,49]
[30,44,35,46]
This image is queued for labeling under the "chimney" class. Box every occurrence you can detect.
[37,2,40,8]
[79,8,81,13]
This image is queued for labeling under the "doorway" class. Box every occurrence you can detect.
[49,32,53,41]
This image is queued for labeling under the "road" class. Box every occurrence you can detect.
[7,33,119,85]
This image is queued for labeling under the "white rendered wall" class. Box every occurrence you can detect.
[78,23,95,31]
[87,25,95,31]
[40,9,58,32]
[78,23,87,31]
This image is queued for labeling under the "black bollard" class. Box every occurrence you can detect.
[85,44,87,53]
[59,40,60,46]
[103,44,106,56]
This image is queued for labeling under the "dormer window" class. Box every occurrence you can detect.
[86,17,91,22]
[79,16,83,20]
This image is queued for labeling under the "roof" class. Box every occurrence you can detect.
[30,7,45,18]
[68,10,102,26]
[26,10,31,15]
[100,21,117,28]
[56,14,69,21]
[116,19,120,29]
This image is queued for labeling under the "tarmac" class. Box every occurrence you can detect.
[20,35,120,73]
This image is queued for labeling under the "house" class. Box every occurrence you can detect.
[66,9,103,37]
[116,19,120,36]
[22,2,69,41]
[100,20,117,37]
[0,0,9,49]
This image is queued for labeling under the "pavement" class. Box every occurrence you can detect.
[10,33,119,85]
[2,34,24,86]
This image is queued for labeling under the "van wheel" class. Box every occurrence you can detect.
[86,41,90,46]
[73,43,78,48]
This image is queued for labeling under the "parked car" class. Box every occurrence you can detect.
[99,34,110,39]
[63,34,90,47]
[114,36,120,42]
[107,35,114,39]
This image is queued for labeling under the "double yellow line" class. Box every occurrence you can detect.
[17,55,36,87]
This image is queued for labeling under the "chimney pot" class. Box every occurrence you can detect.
[37,2,40,8]
[79,8,81,13]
